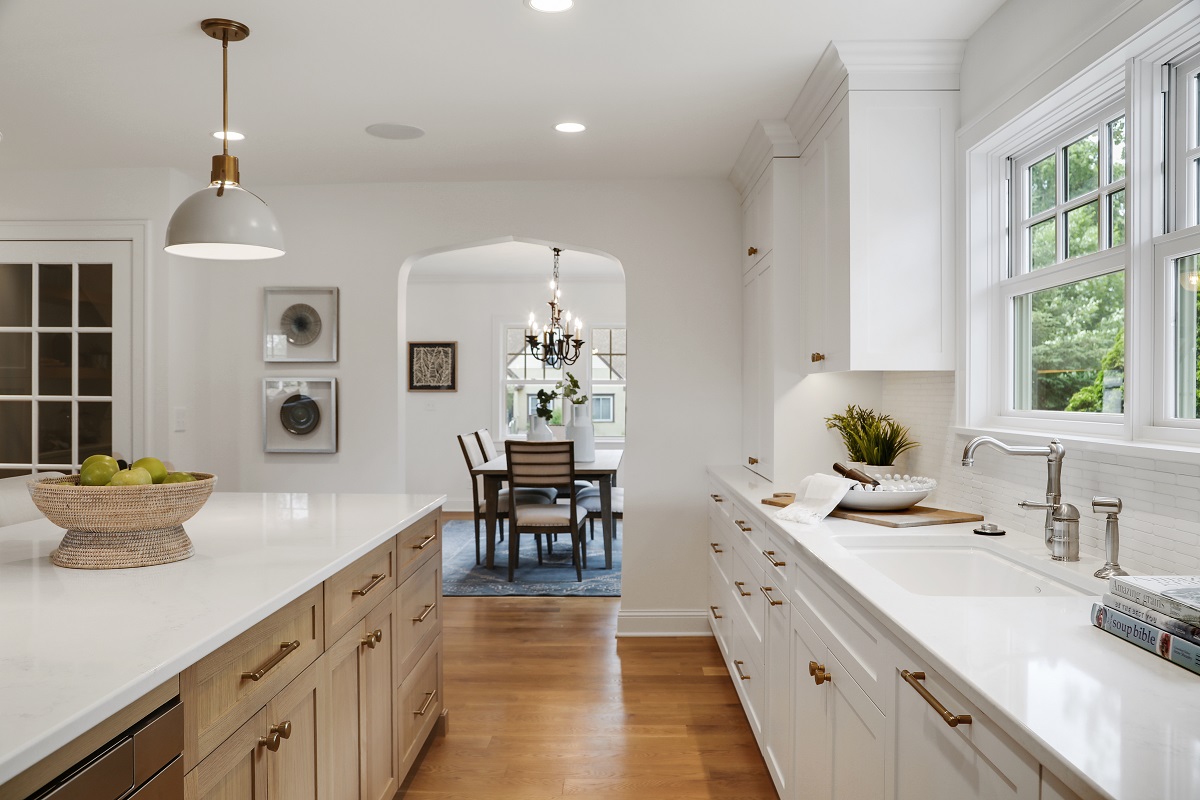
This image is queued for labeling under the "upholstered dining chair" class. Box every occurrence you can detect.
[579,486,623,540]
[474,427,592,500]
[457,432,555,566]
[505,440,588,582]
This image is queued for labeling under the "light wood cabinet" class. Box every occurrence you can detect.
[181,509,443,800]
[327,596,399,800]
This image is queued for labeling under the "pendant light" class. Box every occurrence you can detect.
[165,19,284,260]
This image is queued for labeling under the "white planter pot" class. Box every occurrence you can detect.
[566,402,595,461]
[528,414,553,441]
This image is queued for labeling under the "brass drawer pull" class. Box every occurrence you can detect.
[362,629,383,649]
[412,533,437,550]
[710,493,724,502]
[761,549,785,567]
[902,670,972,727]
[747,246,758,256]
[710,605,722,619]
[352,573,387,597]
[734,519,752,532]
[760,586,783,606]
[811,352,826,362]
[258,720,292,751]
[412,602,437,623]
[734,660,750,680]
[747,456,759,465]
[710,542,724,553]
[809,661,830,685]
[242,640,300,681]
[414,689,438,716]
[734,580,752,597]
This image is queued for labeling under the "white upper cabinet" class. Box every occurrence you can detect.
[791,41,962,373]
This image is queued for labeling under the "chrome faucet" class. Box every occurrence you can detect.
[1091,497,1128,579]
[961,436,1079,561]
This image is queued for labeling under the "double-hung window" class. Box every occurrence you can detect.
[968,5,1200,448]
[1007,103,1127,417]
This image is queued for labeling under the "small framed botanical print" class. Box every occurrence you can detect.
[407,341,457,391]
[264,287,338,362]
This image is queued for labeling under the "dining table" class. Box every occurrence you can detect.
[472,448,623,571]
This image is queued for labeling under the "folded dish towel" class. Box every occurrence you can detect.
[774,473,858,525]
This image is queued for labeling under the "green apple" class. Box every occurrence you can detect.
[163,472,197,484]
[108,467,153,486]
[80,460,119,487]
[131,457,168,484]
[81,454,119,473]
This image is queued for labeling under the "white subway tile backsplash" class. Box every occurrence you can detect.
[882,372,1200,577]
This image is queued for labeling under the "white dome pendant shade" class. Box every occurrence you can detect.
[165,18,284,261]
[165,179,284,260]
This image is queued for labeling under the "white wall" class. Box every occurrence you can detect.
[404,276,624,509]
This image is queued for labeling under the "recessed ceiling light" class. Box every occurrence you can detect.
[555,122,586,133]
[525,0,573,12]
[365,123,426,141]
[212,131,245,141]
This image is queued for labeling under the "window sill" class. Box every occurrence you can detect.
[951,424,1200,468]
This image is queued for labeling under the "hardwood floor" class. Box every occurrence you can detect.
[401,597,778,799]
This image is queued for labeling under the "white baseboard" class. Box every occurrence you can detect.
[615,609,713,637]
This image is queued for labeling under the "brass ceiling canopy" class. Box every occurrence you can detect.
[200,18,250,42]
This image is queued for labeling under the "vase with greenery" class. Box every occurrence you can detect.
[824,404,919,469]
[556,372,595,460]
[529,388,558,441]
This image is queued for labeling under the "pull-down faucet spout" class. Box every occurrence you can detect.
[961,436,1077,560]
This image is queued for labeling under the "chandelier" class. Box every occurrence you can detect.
[525,247,584,367]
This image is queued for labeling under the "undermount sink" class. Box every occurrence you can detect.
[831,534,1091,597]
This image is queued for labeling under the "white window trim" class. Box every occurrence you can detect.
[585,321,626,442]
[962,5,1200,456]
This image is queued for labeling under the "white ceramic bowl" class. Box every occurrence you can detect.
[837,476,936,512]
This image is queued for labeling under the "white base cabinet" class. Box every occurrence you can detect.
[706,479,1082,800]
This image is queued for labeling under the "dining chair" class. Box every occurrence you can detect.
[457,433,555,566]
[579,486,623,540]
[471,428,557,503]
[505,440,588,582]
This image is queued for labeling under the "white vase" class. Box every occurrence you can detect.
[566,402,595,461]
[528,414,553,441]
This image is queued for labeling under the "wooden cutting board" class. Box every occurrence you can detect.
[827,506,984,528]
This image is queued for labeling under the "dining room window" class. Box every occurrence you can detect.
[501,323,625,439]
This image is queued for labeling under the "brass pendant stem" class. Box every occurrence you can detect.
[222,34,229,159]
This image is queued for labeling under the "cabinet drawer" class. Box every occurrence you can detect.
[183,709,266,800]
[397,635,442,776]
[396,554,441,675]
[396,510,440,579]
[708,487,733,524]
[325,537,397,644]
[708,569,730,654]
[729,628,766,741]
[788,558,886,710]
[729,503,769,557]
[181,586,323,770]
[730,547,766,660]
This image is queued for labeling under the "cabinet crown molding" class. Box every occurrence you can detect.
[786,40,965,152]
[729,120,799,199]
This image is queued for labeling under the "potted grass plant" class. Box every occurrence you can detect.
[824,404,919,474]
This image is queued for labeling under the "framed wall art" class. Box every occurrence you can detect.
[407,341,457,392]
[263,377,338,453]
[264,287,338,362]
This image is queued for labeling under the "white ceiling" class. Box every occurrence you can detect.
[0,0,1005,186]
[408,240,621,283]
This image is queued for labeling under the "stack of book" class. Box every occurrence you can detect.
[1090,575,1200,676]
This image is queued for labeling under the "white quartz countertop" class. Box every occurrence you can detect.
[709,466,1200,800]
[0,491,445,787]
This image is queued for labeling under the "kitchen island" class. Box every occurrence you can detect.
[0,490,445,798]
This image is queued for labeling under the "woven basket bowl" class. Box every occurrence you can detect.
[28,472,216,534]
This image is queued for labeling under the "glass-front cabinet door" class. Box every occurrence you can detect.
[0,242,132,476]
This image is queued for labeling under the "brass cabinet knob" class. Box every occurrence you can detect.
[259,731,281,751]
[811,353,826,362]
[362,629,383,649]
[809,661,830,685]
[259,720,291,751]
[748,456,759,465]
[272,720,292,740]
[747,246,758,256]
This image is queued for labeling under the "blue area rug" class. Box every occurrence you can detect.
[440,518,621,597]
